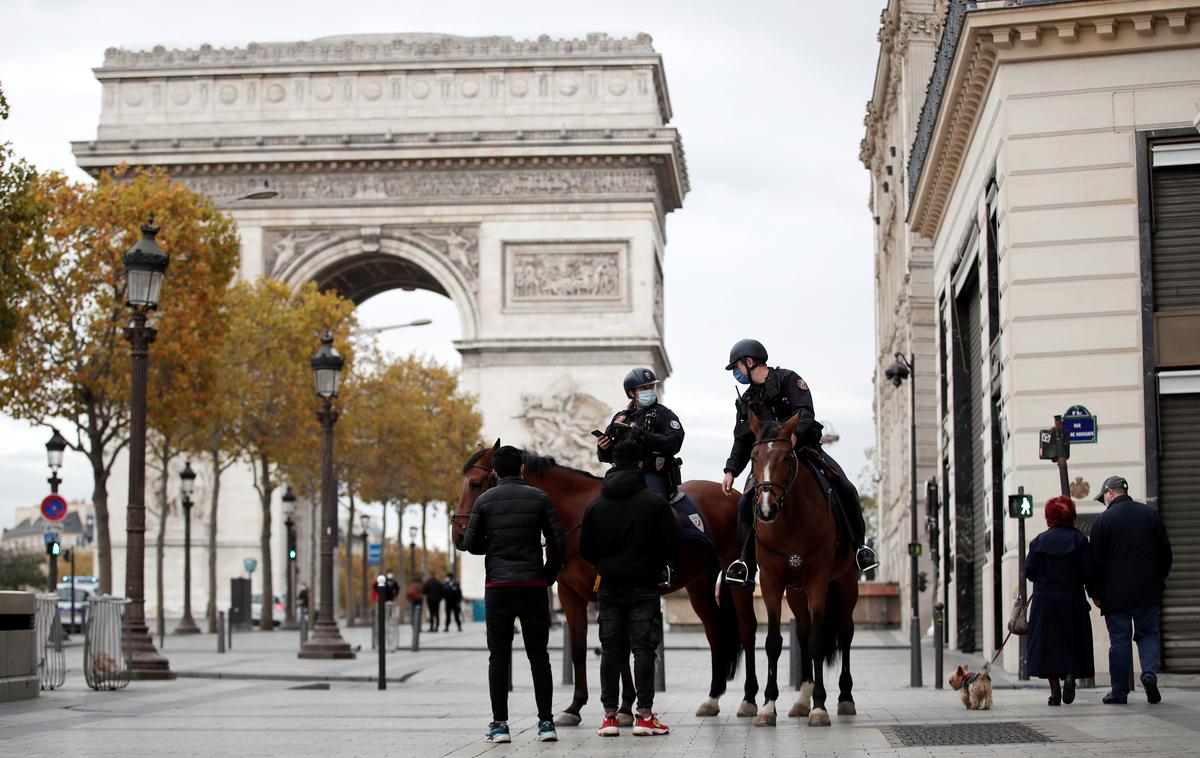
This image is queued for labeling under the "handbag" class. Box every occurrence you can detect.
[1007,594,1030,635]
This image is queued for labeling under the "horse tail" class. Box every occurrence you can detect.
[813,580,842,669]
[717,577,742,680]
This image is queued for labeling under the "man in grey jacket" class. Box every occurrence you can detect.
[462,445,566,743]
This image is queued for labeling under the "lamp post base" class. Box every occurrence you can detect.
[298,621,356,659]
[125,620,175,680]
[174,613,201,635]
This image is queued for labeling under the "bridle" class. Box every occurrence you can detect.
[449,463,496,529]
[748,436,799,512]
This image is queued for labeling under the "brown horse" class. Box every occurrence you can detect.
[451,440,761,726]
[745,412,860,728]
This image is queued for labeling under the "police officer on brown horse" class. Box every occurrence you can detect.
[596,367,684,501]
[721,339,878,589]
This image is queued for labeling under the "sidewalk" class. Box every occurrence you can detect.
[4,616,1199,757]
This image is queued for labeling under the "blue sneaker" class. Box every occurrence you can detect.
[537,719,558,742]
[485,722,511,743]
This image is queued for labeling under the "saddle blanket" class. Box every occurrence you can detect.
[671,491,714,552]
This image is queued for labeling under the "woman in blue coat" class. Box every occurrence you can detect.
[1025,495,1095,706]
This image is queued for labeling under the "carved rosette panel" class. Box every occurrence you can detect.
[503,240,629,313]
[517,376,610,474]
[262,224,480,288]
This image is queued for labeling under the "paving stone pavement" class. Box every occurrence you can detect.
[4,618,1199,757]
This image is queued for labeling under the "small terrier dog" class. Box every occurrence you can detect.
[949,664,993,710]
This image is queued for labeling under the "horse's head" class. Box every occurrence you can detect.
[747,410,801,524]
[452,438,500,549]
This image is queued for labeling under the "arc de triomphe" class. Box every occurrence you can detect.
[73,33,689,601]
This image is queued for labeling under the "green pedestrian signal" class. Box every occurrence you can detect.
[288,548,297,560]
[1008,493,1034,519]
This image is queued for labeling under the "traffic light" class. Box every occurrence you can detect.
[917,571,928,593]
[47,538,61,556]
[287,530,297,561]
[1008,492,1034,519]
[288,547,297,561]
[61,548,72,563]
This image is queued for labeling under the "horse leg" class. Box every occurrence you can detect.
[786,588,814,718]
[837,573,860,717]
[555,587,588,726]
[734,585,759,717]
[688,567,726,717]
[806,582,831,727]
[754,586,783,728]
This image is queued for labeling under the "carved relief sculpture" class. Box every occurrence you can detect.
[517,376,611,474]
[512,251,620,300]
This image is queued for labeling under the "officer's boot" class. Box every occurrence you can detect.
[843,484,879,573]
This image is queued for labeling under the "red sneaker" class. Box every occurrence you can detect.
[632,713,670,736]
[597,715,620,737]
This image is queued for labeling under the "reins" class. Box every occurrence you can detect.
[749,436,836,573]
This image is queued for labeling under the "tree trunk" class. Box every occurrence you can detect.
[421,501,429,574]
[206,448,222,634]
[258,452,275,631]
[91,460,113,595]
[155,443,170,639]
[344,496,356,622]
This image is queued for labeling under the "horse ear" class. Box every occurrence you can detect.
[748,408,763,438]
[782,412,801,438]
[491,438,501,451]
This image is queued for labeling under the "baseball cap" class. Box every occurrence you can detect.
[1095,475,1129,502]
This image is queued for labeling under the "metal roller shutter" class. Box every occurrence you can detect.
[1160,392,1200,673]
[1152,164,1200,311]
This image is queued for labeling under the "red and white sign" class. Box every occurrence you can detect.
[41,494,68,522]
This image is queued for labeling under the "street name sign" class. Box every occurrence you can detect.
[1062,405,1098,444]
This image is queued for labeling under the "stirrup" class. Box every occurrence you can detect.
[856,546,879,573]
[658,564,674,588]
[724,560,755,591]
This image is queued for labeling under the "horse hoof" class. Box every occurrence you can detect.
[736,701,758,718]
[554,712,581,727]
[616,712,635,728]
[754,702,777,727]
[808,708,831,727]
[788,703,810,718]
[695,698,720,717]
[837,701,857,716]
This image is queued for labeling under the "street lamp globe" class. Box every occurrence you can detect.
[310,332,345,399]
[360,513,369,532]
[409,525,418,543]
[180,460,197,499]
[122,216,170,309]
[884,355,911,387]
[45,429,67,471]
[282,486,297,518]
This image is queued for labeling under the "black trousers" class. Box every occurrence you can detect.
[598,586,662,713]
[443,602,463,631]
[426,598,441,630]
[485,586,554,722]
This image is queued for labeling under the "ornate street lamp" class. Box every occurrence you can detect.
[175,461,200,635]
[281,487,298,630]
[45,429,67,494]
[122,216,173,679]
[885,351,921,688]
[408,525,419,584]
[299,333,354,659]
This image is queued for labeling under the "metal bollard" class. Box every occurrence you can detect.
[376,576,387,691]
[561,623,573,685]
[299,608,309,645]
[410,604,421,652]
[217,611,226,653]
[227,609,233,651]
[789,617,799,689]
[933,603,944,689]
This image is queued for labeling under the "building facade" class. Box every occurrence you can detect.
[890,0,1200,674]
[72,33,688,613]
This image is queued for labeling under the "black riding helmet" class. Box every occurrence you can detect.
[726,338,768,370]
[622,367,658,397]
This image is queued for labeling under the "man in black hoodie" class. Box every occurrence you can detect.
[581,441,681,737]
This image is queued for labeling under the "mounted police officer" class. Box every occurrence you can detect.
[596,367,684,501]
[721,339,878,589]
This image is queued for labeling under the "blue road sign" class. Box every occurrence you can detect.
[41,494,68,521]
[1063,405,1098,444]
[367,543,382,564]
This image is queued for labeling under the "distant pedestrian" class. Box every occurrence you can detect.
[581,440,680,737]
[423,573,445,632]
[443,573,464,632]
[406,578,423,625]
[1025,496,1094,706]
[461,445,565,744]
[384,571,401,603]
[1088,476,1173,705]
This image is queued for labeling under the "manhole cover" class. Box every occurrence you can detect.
[885,722,1052,746]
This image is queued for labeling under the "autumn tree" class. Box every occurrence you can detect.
[0,167,239,593]
[0,82,46,350]
[220,279,355,630]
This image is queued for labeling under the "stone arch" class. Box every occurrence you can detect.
[274,229,480,340]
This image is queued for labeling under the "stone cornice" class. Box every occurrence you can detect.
[909,0,1200,239]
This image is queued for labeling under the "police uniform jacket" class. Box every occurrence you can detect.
[724,367,823,477]
[597,402,684,474]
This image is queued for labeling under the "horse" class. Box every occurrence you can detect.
[744,411,860,728]
[451,440,761,726]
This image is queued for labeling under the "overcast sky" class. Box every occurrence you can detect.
[0,0,886,533]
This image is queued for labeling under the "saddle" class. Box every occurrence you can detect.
[797,448,850,547]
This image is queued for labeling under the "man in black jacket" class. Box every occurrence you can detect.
[581,441,681,737]
[1088,475,1173,705]
[422,573,445,632]
[461,445,566,744]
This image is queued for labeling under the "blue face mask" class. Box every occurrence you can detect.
[637,389,657,406]
[732,366,750,385]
